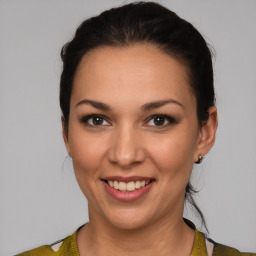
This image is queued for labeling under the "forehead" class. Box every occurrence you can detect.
[72,44,195,109]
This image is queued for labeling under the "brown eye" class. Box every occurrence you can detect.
[145,114,176,128]
[153,116,165,126]
[92,116,104,125]
[80,114,111,127]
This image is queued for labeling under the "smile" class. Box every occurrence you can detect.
[107,180,150,192]
[101,176,155,202]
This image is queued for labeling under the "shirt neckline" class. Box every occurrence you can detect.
[71,221,209,256]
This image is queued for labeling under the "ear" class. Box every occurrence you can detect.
[194,106,218,162]
[61,116,72,157]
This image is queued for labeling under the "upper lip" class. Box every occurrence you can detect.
[101,176,154,183]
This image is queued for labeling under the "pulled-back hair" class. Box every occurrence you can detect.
[60,1,215,231]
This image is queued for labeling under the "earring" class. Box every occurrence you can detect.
[195,154,204,164]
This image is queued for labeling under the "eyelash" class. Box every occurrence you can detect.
[144,114,176,128]
[79,114,111,127]
[79,114,176,128]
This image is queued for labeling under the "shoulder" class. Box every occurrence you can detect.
[15,244,60,256]
[213,242,256,256]
[15,230,80,256]
[194,227,255,256]
[187,219,255,256]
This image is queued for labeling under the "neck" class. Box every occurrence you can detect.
[77,207,195,256]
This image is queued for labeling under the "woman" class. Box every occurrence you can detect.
[16,2,255,256]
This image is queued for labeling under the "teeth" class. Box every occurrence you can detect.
[119,182,126,191]
[107,180,150,191]
[114,180,119,190]
[135,181,141,189]
[127,181,135,191]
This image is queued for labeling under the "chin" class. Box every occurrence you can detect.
[108,217,149,231]
[102,207,155,231]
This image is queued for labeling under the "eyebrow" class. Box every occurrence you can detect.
[75,98,184,111]
[141,99,184,111]
[75,99,111,111]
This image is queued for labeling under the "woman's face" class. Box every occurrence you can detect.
[64,44,204,229]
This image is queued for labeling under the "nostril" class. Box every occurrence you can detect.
[107,137,146,168]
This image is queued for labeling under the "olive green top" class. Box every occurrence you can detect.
[16,226,255,256]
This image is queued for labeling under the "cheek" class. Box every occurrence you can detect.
[68,131,109,202]
[147,129,197,178]
[69,129,108,177]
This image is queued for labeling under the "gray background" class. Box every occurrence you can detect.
[1,0,256,255]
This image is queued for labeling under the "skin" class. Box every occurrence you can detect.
[63,43,218,256]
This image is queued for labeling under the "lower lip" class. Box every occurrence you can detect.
[102,181,154,202]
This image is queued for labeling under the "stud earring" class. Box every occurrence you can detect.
[195,154,204,164]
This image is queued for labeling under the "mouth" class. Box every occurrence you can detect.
[101,176,155,202]
[102,179,153,192]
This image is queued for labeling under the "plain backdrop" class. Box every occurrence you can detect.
[1,0,256,255]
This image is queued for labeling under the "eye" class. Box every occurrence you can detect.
[80,114,111,127]
[145,115,176,127]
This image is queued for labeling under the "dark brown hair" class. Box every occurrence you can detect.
[60,1,215,231]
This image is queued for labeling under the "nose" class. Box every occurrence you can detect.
[107,124,146,169]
